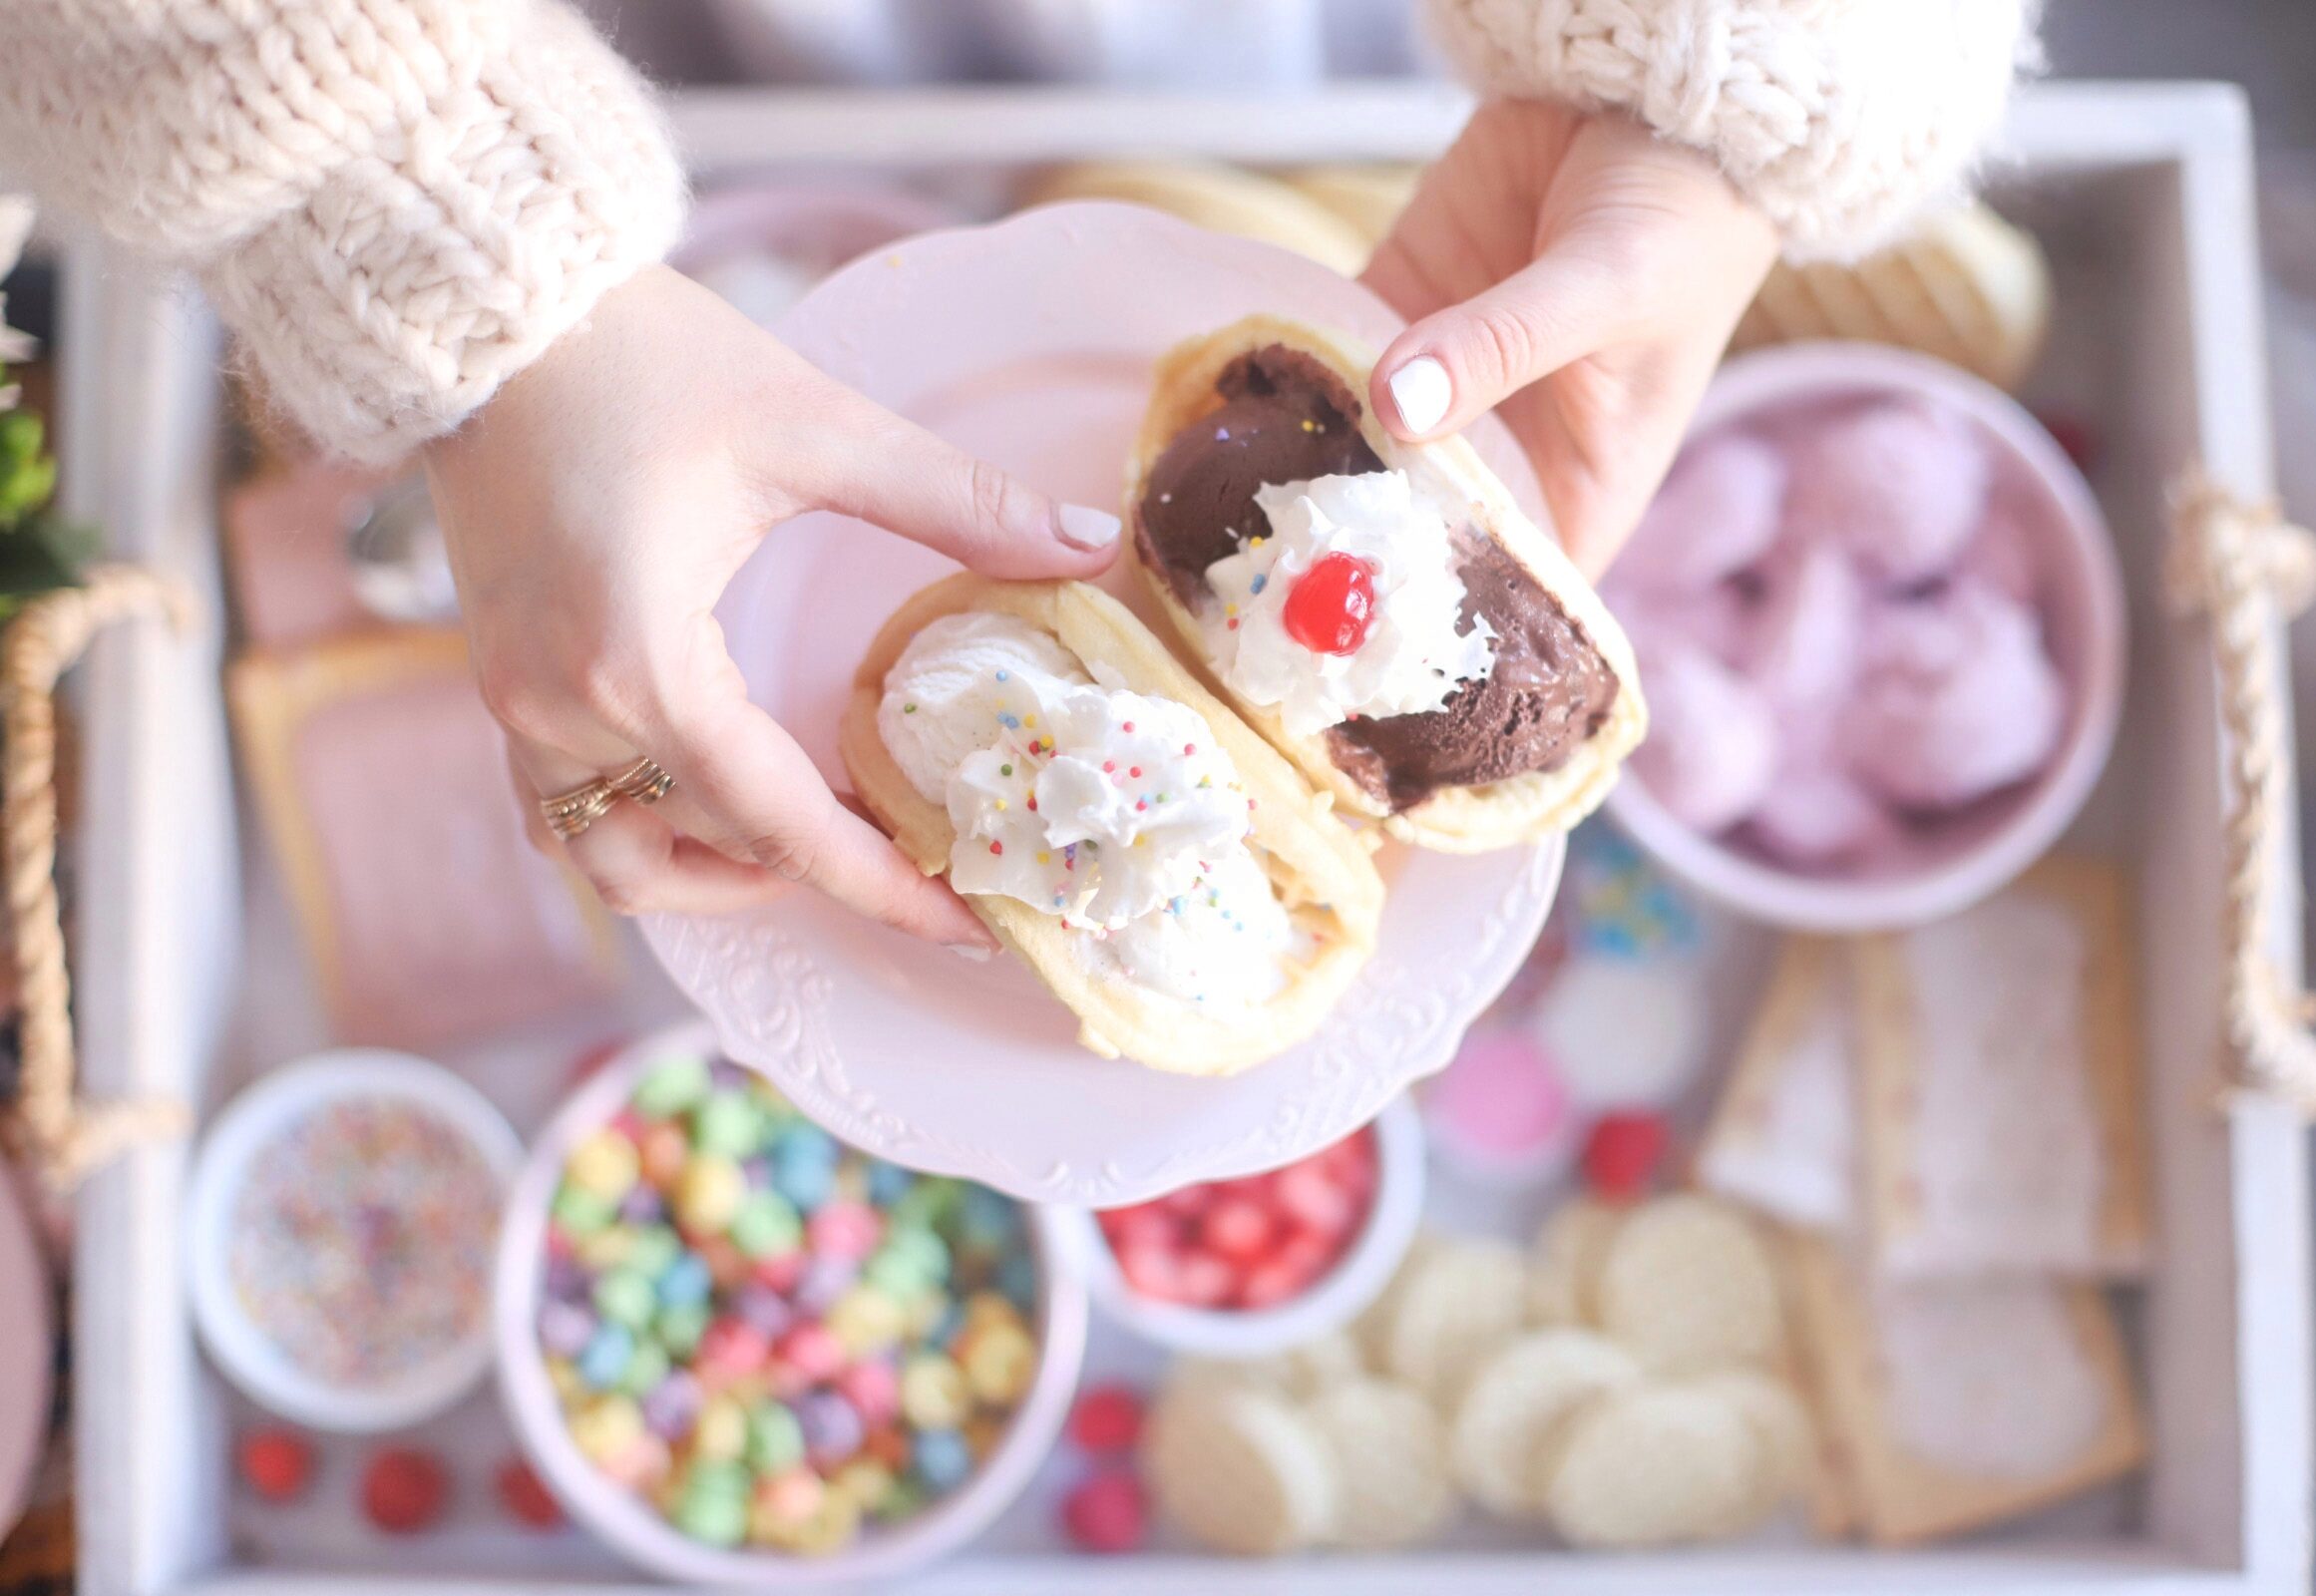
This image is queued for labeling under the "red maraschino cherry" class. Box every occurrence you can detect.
[1281,552,1377,655]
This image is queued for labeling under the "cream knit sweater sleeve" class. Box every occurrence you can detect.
[1426,0,2038,259]
[0,0,685,463]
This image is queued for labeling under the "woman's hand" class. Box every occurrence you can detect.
[1364,101,1779,577]
[423,265,1121,950]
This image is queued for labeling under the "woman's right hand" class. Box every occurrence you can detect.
[423,265,1123,954]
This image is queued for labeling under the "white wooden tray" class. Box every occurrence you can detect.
[59,81,2310,1595]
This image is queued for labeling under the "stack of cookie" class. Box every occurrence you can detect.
[1140,1195,1814,1555]
[1463,1194,1810,1548]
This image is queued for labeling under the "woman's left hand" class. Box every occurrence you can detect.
[1363,100,1779,577]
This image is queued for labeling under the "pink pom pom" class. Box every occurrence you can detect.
[1784,399,1991,587]
[1846,583,2065,810]
[1615,433,1787,592]
[1630,642,1778,833]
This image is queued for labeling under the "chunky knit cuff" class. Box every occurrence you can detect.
[4,1,684,463]
[1424,0,2038,260]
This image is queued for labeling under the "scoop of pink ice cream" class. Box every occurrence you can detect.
[1846,582,2066,811]
[1747,764,1901,867]
[1957,498,2042,605]
[1614,432,1787,592]
[1784,398,1992,587]
[1612,579,1753,669]
[1631,641,1779,833]
[1743,542,1864,712]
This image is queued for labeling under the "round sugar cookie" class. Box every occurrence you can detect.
[1304,1378,1455,1550]
[1538,1384,1760,1549]
[1375,1238,1527,1405]
[1527,1198,1626,1328]
[1351,1232,1446,1364]
[1244,1331,1368,1400]
[1688,1369,1812,1531]
[1450,1330,1641,1519]
[1143,1381,1340,1556]
[1595,1195,1783,1374]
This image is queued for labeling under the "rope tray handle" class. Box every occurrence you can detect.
[1,565,196,1191]
[2166,467,2316,1111]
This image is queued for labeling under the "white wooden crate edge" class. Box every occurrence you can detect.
[59,80,2310,1596]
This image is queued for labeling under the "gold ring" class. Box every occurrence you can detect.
[540,757,675,841]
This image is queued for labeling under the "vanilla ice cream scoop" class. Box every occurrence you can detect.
[878,612,1293,1002]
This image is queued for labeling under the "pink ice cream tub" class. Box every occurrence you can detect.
[1606,343,2126,933]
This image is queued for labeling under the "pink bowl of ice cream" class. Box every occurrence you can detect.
[1603,343,2125,933]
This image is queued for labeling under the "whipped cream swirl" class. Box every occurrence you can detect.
[878,612,1294,1004]
[1202,470,1497,738]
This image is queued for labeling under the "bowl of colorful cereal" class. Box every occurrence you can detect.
[1059,1097,1424,1357]
[495,1022,1087,1584]
[187,1050,523,1430]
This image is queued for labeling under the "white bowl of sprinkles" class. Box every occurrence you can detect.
[186,1049,523,1431]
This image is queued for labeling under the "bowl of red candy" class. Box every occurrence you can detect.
[1059,1097,1423,1356]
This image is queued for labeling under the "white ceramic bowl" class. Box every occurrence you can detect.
[1607,342,2128,934]
[185,1050,523,1431]
[494,1021,1089,1587]
[1056,1094,1424,1358]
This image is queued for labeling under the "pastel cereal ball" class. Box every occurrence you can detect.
[1783,398,1992,587]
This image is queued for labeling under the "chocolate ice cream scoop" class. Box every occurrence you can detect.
[1134,344,1620,813]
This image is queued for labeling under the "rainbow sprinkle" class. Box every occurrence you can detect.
[228,1098,497,1387]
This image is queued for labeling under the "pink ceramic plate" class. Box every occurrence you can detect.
[0,1159,51,1540]
[641,202,1563,1205]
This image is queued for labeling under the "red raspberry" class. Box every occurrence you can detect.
[1117,1241,1182,1302]
[1318,1129,1378,1200]
[1101,1205,1178,1255]
[1277,1225,1344,1282]
[1198,1197,1276,1263]
[1236,1260,1309,1310]
[1067,1384,1147,1454]
[496,1457,563,1529]
[1159,1182,1214,1219]
[361,1447,448,1534]
[1583,1111,1669,1201]
[238,1427,314,1502]
[1282,552,1378,655]
[1173,1252,1238,1308]
[1274,1159,1359,1238]
[1061,1469,1148,1553]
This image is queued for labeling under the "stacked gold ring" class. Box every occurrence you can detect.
[541,756,674,841]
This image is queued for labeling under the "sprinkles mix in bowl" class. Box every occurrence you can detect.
[229,1096,500,1387]
[536,1055,1043,1556]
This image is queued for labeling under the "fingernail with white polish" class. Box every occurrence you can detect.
[948,942,995,963]
[1056,504,1122,551]
[1387,355,1451,435]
